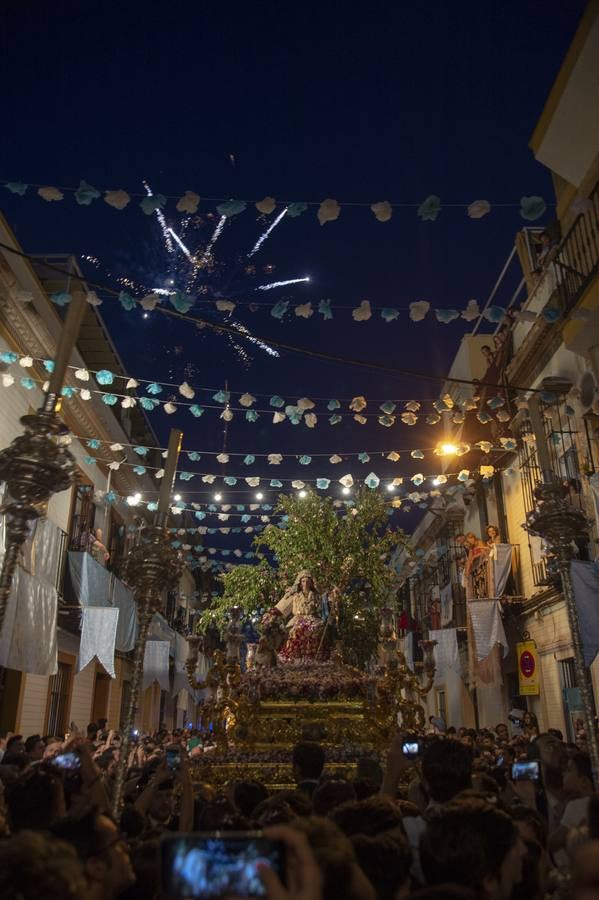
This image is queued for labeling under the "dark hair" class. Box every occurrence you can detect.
[292,741,325,780]
[352,776,379,801]
[312,779,356,817]
[422,738,473,803]
[495,723,508,732]
[86,723,99,738]
[548,728,564,741]
[411,886,482,900]
[1,751,29,770]
[50,808,109,859]
[292,817,357,900]
[24,735,42,754]
[6,734,23,751]
[569,751,593,784]
[273,790,312,817]
[351,833,411,900]
[232,780,268,819]
[6,768,65,831]
[421,799,518,890]
[332,796,404,838]
[0,830,86,900]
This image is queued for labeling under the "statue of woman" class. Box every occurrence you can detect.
[277,570,324,660]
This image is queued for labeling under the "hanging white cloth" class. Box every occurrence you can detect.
[399,632,414,671]
[490,544,513,597]
[78,607,119,678]
[430,628,459,680]
[0,565,58,675]
[148,613,176,656]
[440,583,453,627]
[468,599,508,661]
[143,640,170,691]
[172,633,190,696]
[113,580,136,652]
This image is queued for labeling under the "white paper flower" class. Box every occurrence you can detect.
[1,373,15,387]
[268,454,283,464]
[354,414,367,424]
[295,302,313,318]
[85,292,102,307]
[176,190,200,213]
[221,408,234,421]
[330,455,342,464]
[108,461,121,471]
[256,196,276,214]
[121,396,136,408]
[141,293,160,311]
[126,378,139,389]
[291,480,305,489]
[19,356,33,367]
[80,389,91,400]
[104,189,131,210]
[409,300,430,322]
[216,299,236,313]
[352,300,372,322]
[371,200,392,222]
[38,186,63,202]
[349,396,367,412]
[339,474,354,488]
[179,381,195,399]
[272,412,286,424]
[317,198,341,225]
[304,413,317,428]
[461,299,480,321]
[155,469,165,478]
[239,393,256,407]
[467,199,491,219]
[297,397,315,410]
[387,451,401,461]
[246,477,260,487]
[163,402,177,414]
[202,474,216,483]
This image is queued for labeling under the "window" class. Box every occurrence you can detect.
[68,482,95,551]
[46,661,72,736]
[559,658,577,689]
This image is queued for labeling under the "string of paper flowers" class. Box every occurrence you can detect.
[3,179,550,223]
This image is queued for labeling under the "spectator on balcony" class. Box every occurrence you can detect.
[90,528,110,566]
[533,230,558,273]
[481,344,495,368]
[486,525,501,547]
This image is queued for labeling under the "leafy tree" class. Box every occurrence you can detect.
[197,489,410,667]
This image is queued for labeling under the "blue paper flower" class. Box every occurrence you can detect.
[188,451,201,462]
[379,401,396,415]
[299,455,312,465]
[318,298,333,320]
[208,505,217,512]
[51,291,72,306]
[139,397,159,410]
[140,193,167,215]
[5,181,28,195]
[61,386,75,398]
[0,351,18,364]
[287,202,308,218]
[179,472,194,481]
[270,479,283,488]
[412,474,425,486]
[195,511,206,521]
[87,439,101,450]
[147,501,159,512]
[411,449,424,459]
[171,540,182,549]
[243,455,256,465]
[543,308,560,323]
[241,514,251,524]
[106,491,118,503]
[213,390,230,404]
[477,411,492,423]
[270,395,285,408]
[216,199,247,218]
[286,405,303,424]
[317,478,331,489]
[75,180,101,205]
[365,472,380,489]
[435,308,460,323]
[487,395,505,409]
[418,195,441,221]
[101,394,117,406]
[20,377,35,390]
[224,476,238,486]
[43,360,55,372]
[425,414,440,424]
[358,452,370,463]
[133,445,149,456]
[327,399,340,411]
[119,291,136,311]
[175,500,185,509]
[483,305,506,323]
[379,415,395,427]
[520,196,546,221]
[83,455,97,466]
[235,505,245,511]
[381,307,399,322]
[271,300,289,319]
[232,528,241,534]
[133,465,146,475]
[221,550,231,557]
[146,382,162,395]
[96,369,115,385]
[245,410,259,423]
[170,292,194,313]
[190,405,204,417]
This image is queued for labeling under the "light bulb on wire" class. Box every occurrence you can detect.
[214,492,222,502]
[298,490,307,499]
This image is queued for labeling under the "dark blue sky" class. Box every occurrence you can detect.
[0,1,587,541]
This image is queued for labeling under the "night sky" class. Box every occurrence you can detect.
[0,1,587,551]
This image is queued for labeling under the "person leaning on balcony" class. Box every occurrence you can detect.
[463,533,488,579]
[90,528,110,566]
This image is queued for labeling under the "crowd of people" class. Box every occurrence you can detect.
[1,717,599,899]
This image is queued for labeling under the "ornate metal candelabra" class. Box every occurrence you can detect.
[0,292,86,634]
[525,475,599,784]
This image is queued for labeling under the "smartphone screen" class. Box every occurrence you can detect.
[511,760,540,781]
[161,833,285,898]
[402,741,420,760]
[166,747,181,771]
[52,751,81,771]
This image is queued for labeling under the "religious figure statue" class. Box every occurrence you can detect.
[276,570,324,660]
[224,606,244,664]
[254,608,288,668]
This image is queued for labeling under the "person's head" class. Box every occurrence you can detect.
[97,719,108,732]
[312,779,357,817]
[446,726,457,739]
[6,734,24,754]
[300,575,314,593]
[532,732,566,777]
[356,757,383,788]
[87,723,99,741]
[465,533,478,549]
[331,796,405,839]
[292,741,325,782]
[522,711,538,729]
[563,752,594,796]
[548,727,564,741]
[481,345,493,359]
[232,780,268,819]
[421,799,526,900]
[95,528,103,541]
[495,724,508,741]
[421,738,473,803]
[6,766,66,830]
[146,776,176,824]
[0,830,87,900]
[24,734,45,761]
[351,832,412,900]
[486,525,499,541]
[292,816,375,900]
[51,808,134,899]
